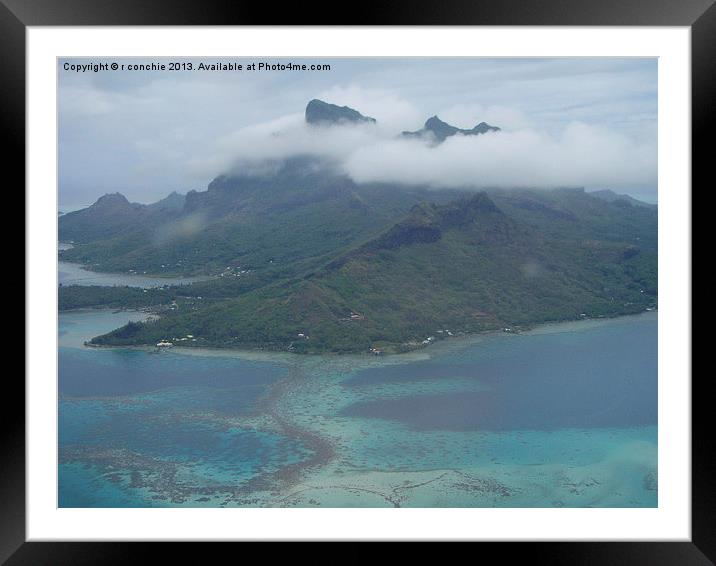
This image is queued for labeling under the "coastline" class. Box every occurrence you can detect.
[68,308,657,363]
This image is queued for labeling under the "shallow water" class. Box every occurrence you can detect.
[59,260,209,288]
[58,310,657,507]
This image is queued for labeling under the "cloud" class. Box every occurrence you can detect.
[186,86,428,177]
[437,103,534,131]
[189,105,656,192]
[185,85,655,193]
[315,85,423,133]
[187,112,388,177]
[58,58,657,204]
[59,86,121,117]
[342,122,656,191]
[153,212,209,244]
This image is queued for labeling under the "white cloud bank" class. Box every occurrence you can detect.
[59,59,657,204]
[188,113,384,176]
[344,122,656,190]
[194,110,656,192]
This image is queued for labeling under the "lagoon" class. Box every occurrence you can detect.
[58,310,657,507]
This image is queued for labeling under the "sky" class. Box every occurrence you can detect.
[58,57,658,208]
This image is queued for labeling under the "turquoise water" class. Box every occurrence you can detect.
[59,312,310,507]
[58,311,657,507]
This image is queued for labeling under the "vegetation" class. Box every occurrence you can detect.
[59,285,176,311]
[63,182,657,354]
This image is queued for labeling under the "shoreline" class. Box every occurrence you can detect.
[68,309,658,363]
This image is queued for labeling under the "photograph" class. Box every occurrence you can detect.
[57,56,659,509]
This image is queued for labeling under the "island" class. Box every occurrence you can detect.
[59,100,657,355]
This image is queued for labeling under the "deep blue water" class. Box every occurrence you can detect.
[341,316,657,431]
[60,346,284,399]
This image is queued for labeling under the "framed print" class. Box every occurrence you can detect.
[7,0,708,561]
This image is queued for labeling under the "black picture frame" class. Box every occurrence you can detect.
[7,0,706,562]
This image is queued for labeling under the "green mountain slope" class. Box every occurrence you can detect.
[87,190,657,354]
[60,157,464,278]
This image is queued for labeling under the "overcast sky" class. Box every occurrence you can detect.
[59,57,657,207]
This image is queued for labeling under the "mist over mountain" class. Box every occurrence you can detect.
[168,98,657,196]
[60,58,657,205]
[590,189,657,209]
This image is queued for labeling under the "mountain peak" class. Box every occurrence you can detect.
[148,191,186,212]
[93,192,131,208]
[306,98,375,126]
[423,116,460,140]
[471,121,500,135]
[425,115,449,128]
[305,99,377,126]
[403,116,500,143]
